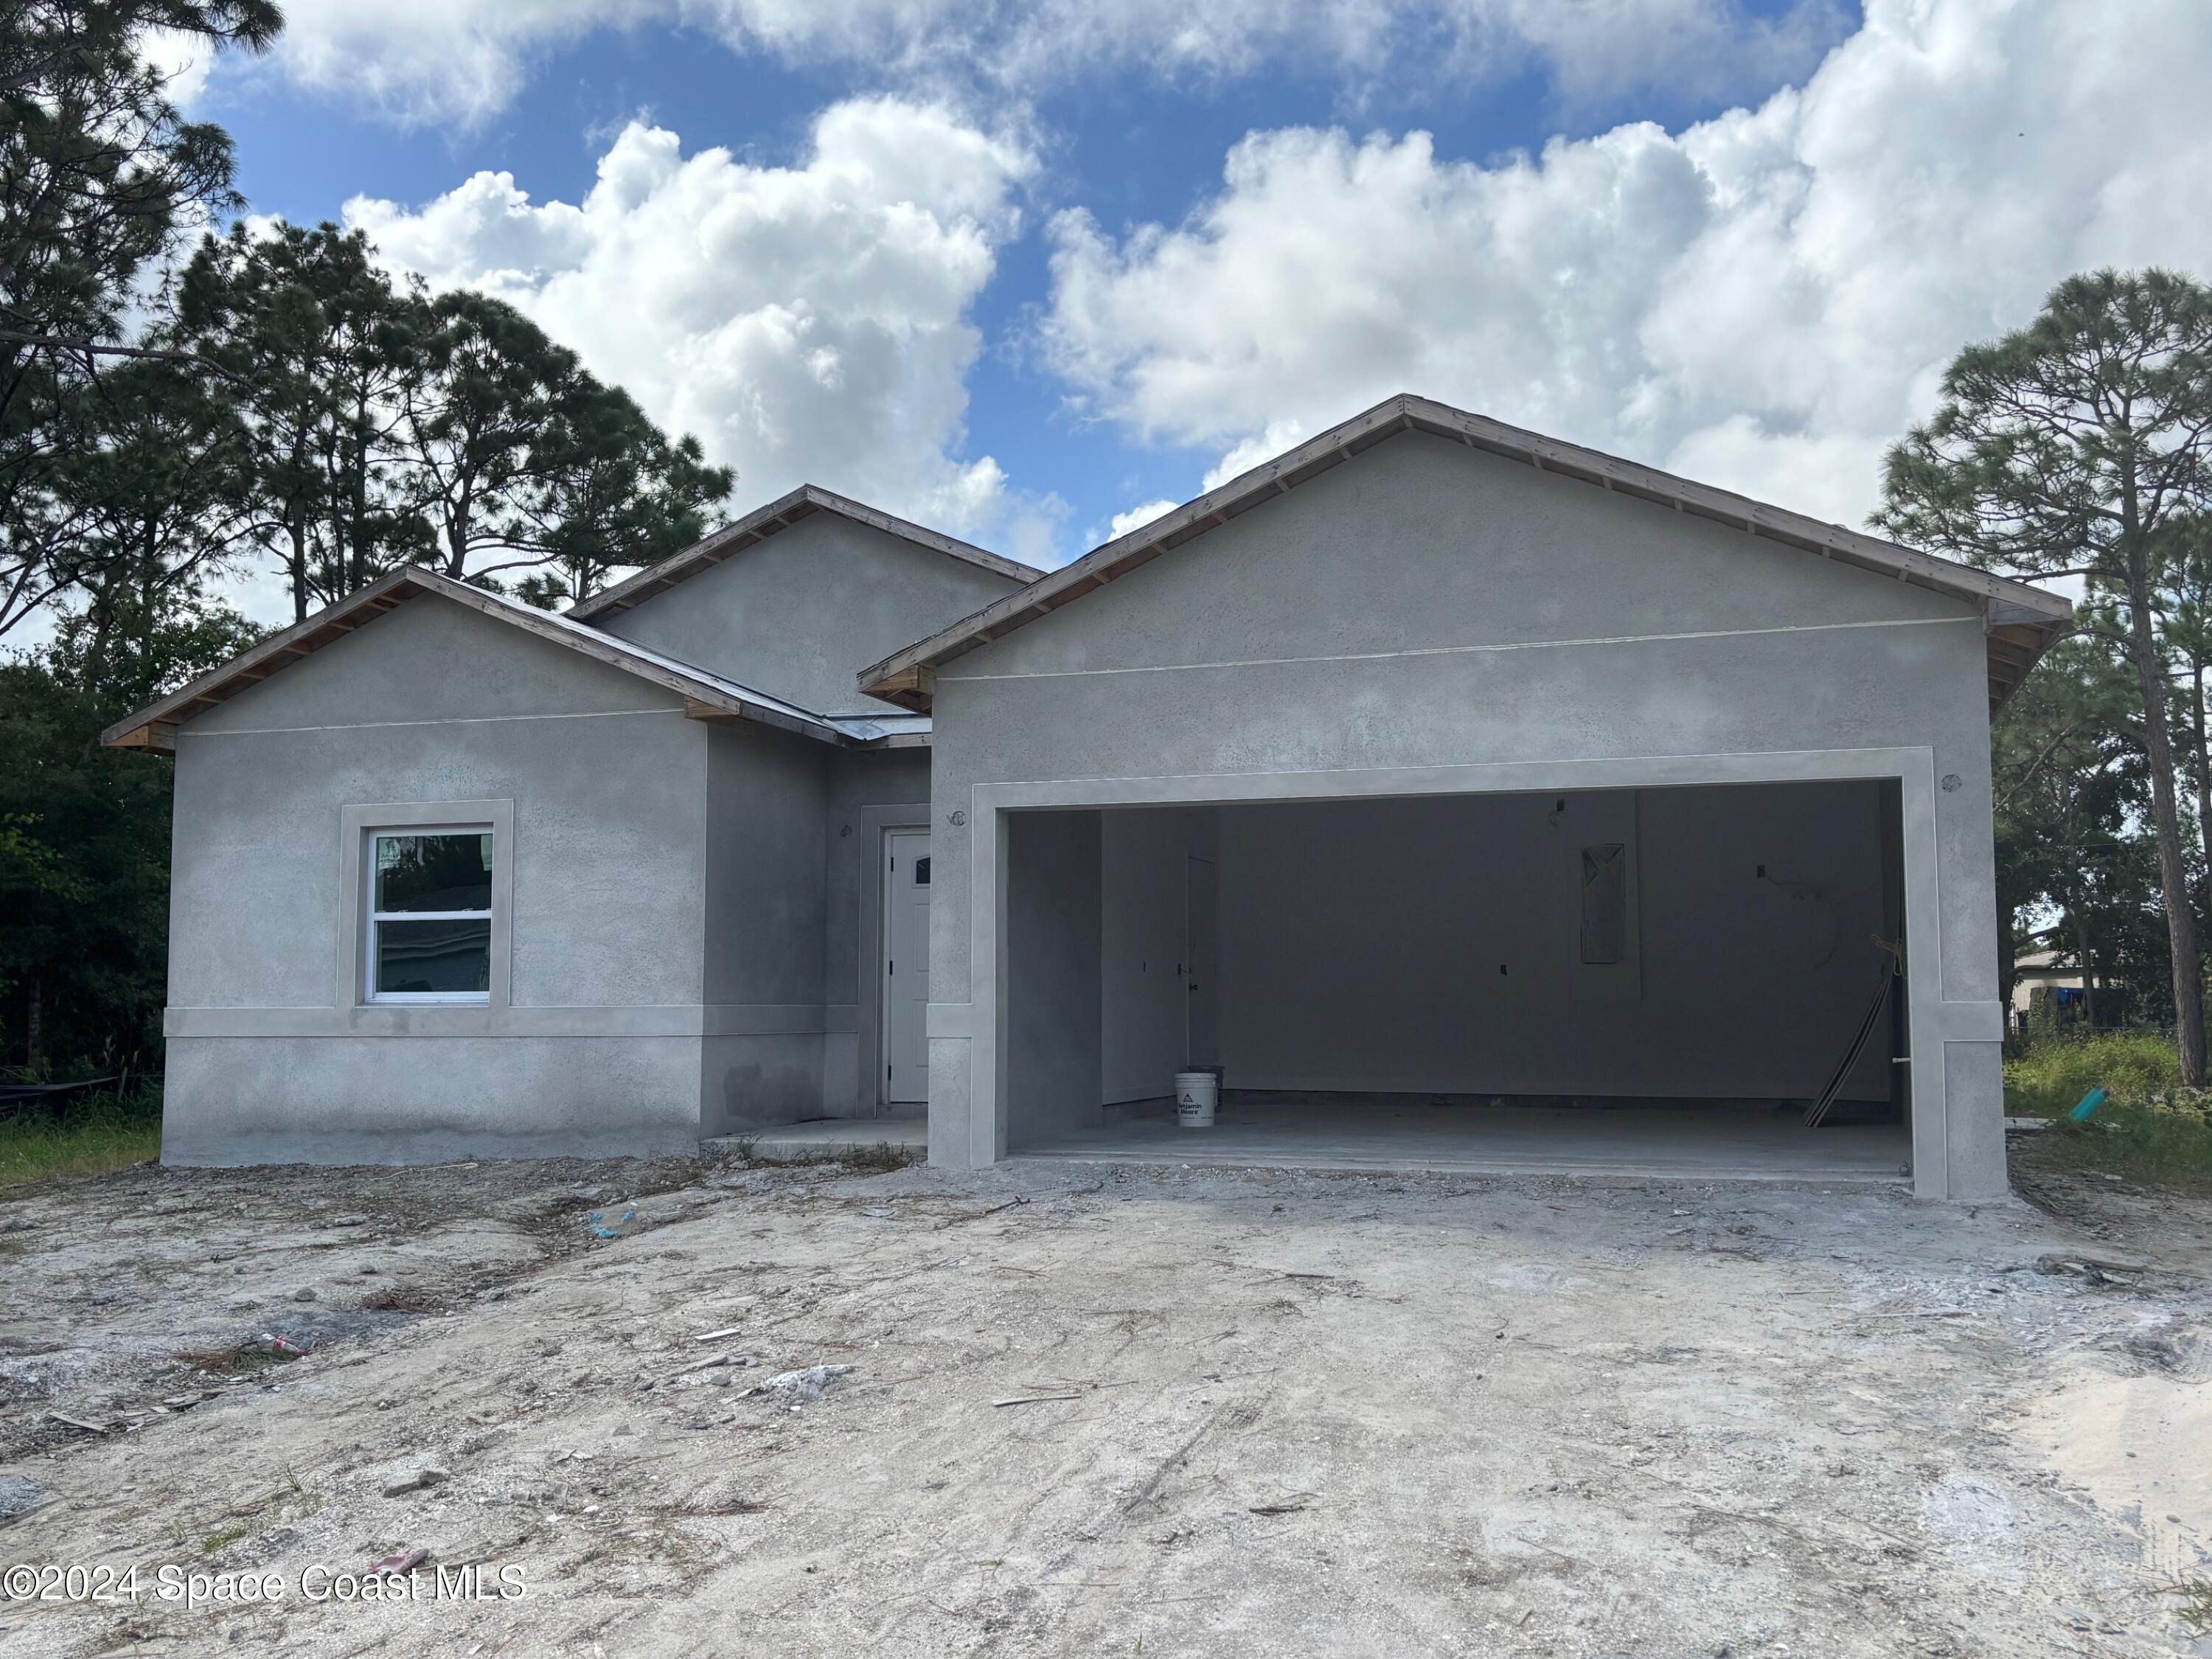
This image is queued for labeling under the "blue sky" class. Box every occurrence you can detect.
[171,0,2212,589]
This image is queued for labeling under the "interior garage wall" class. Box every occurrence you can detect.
[1005,810,1102,1143]
[1212,781,1894,1102]
[1099,807,1220,1103]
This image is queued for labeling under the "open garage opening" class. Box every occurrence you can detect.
[1001,779,1913,1183]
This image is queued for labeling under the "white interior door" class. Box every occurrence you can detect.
[1185,854,1217,1068]
[883,828,932,1103]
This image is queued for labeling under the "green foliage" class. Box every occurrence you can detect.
[0,0,279,634]
[0,4,741,1085]
[0,1078,164,1189]
[1874,269,2212,588]
[0,571,254,1074]
[173,220,433,617]
[2006,1031,2212,1193]
[2174,1579,2212,1636]
[397,286,733,603]
[1883,269,2212,1079]
[173,223,733,618]
[2003,1030,2185,1116]
[2020,1103,2212,1195]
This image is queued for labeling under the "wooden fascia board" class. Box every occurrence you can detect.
[681,695,846,745]
[100,570,418,748]
[103,567,850,752]
[107,718,178,755]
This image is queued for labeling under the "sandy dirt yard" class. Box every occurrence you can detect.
[1,1144,2209,1657]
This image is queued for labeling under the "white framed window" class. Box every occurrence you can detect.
[365,826,495,1003]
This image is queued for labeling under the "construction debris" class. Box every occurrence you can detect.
[762,1365,852,1403]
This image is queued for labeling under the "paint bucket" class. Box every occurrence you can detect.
[1175,1071,1218,1128]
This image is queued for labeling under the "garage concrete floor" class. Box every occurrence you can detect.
[1018,1097,1913,1182]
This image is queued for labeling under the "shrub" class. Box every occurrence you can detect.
[2003,1030,2183,1117]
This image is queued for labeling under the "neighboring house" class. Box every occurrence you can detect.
[2010,949,2087,1032]
[108,396,2070,1200]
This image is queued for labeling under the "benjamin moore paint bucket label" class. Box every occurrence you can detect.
[1175,1071,1217,1127]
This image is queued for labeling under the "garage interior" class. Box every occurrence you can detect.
[1001,780,1913,1181]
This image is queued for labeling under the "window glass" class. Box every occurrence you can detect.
[914,855,931,886]
[375,832,493,913]
[366,826,494,1002]
[374,918,492,995]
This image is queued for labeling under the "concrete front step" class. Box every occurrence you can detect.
[707,1119,928,1164]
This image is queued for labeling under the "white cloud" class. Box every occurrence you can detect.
[346,100,1041,540]
[1040,0,2212,528]
[1108,498,1180,540]
[257,0,1842,127]
[254,0,625,126]
[142,27,217,107]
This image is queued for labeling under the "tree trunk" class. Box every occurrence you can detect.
[24,978,41,1076]
[447,478,473,578]
[288,513,307,625]
[2072,901,2098,1029]
[2125,549,2206,1080]
[2196,661,2212,917]
[347,397,371,593]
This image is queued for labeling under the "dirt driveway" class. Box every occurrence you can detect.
[1,1148,2208,1656]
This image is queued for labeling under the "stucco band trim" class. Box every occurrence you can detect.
[164,1003,859,1039]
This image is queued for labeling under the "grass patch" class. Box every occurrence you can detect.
[2018,1105,2212,1194]
[2172,1577,2212,1635]
[2003,1030,2183,1118]
[844,1140,919,1172]
[359,1286,439,1314]
[2006,1031,2212,1193]
[175,1340,300,1377]
[0,1081,162,1190]
[200,1467,319,1557]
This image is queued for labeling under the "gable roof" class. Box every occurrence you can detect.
[100,565,908,755]
[566,483,1043,624]
[858,394,2074,717]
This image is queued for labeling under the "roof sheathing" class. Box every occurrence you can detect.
[857,394,2074,717]
[99,566,891,755]
[567,484,1043,623]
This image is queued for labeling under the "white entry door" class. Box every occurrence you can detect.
[882,828,932,1103]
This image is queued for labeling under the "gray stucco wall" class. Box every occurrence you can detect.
[161,591,960,1158]
[597,511,1023,714]
[163,594,711,1164]
[923,429,2008,1197]
[699,721,827,1135]
[696,731,936,1133]
[1003,810,1102,1146]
